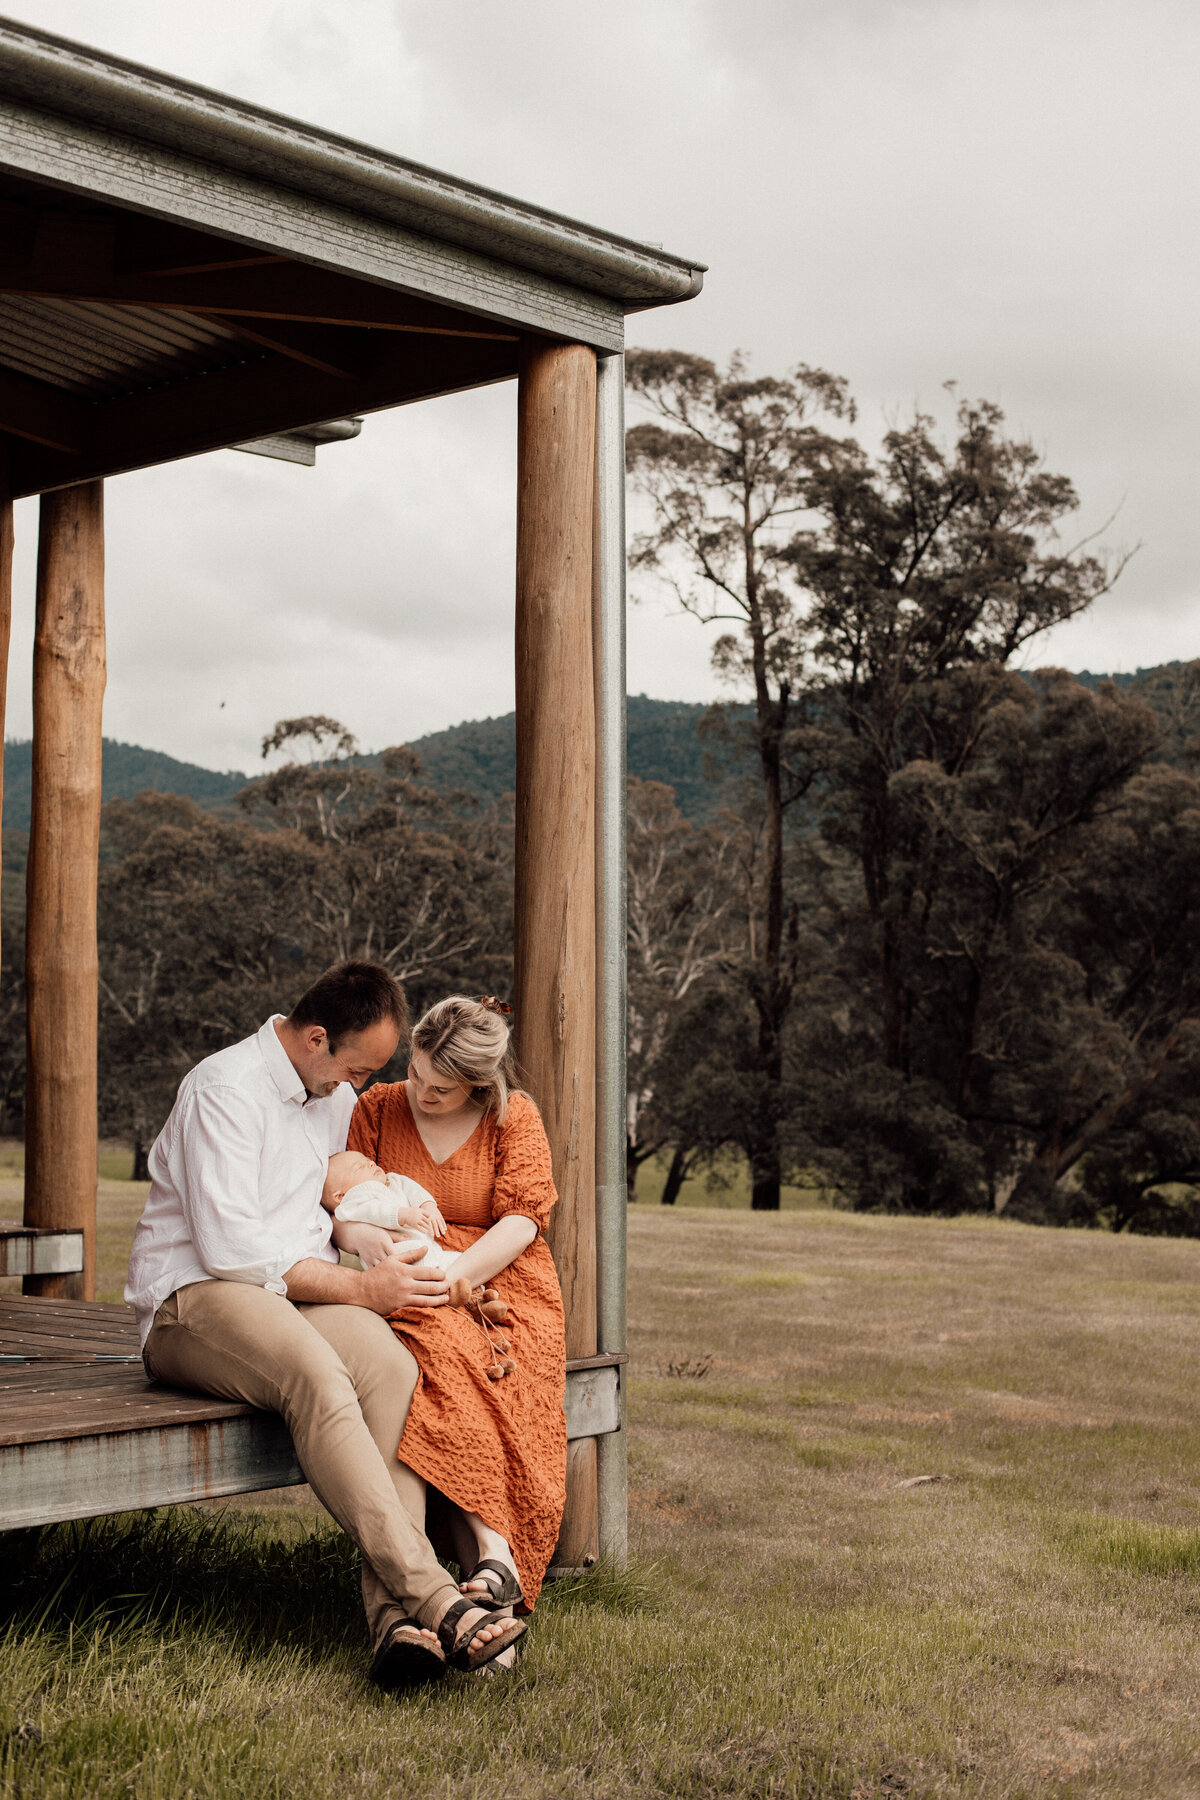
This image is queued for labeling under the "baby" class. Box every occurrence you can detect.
[323,1150,513,1368]
[321,1149,461,1276]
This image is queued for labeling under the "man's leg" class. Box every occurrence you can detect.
[296,1302,432,1652]
[144,1281,456,1631]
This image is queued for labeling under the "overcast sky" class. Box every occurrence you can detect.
[5,0,1198,771]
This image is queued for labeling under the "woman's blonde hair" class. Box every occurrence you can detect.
[410,995,520,1122]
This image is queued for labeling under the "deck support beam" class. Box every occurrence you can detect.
[24,480,106,1301]
[514,337,599,1567]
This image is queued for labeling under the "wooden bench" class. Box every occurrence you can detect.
[0,1296,623,1532]
[0,1227,84,1280]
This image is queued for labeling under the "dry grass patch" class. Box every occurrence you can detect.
[8,1195,1200,1792]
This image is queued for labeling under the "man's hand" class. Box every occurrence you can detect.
[282,1246,449,1309]
[359,1242,449,1314]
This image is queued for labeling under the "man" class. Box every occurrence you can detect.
[126,960,523,1685]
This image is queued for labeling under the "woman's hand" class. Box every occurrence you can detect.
[333,1219,400,1270]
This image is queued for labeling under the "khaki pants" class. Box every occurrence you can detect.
[144,1279,458,1647]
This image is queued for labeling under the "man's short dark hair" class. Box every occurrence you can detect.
[289,962,409,1051]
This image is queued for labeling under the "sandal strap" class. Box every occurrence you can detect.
[466,1558,523,1604]
[436,1599,528,1672]
[436,1596,484,1654]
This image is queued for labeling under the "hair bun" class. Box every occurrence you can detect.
[477,995,512,1017]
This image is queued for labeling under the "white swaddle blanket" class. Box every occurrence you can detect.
[333,1171,461,1275]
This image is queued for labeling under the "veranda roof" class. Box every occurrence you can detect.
[0,15,705,498]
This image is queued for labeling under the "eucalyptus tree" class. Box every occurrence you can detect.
[628,356,1129,1211]
[791,394,1127,1077]
[624,775,736,1199]
[626,349,852,1207]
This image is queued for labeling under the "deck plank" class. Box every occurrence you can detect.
[0,1292,622,1530]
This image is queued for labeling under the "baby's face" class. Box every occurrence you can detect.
[323,1150,386,1206]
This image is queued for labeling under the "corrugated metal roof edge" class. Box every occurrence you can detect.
[0,16,706,310]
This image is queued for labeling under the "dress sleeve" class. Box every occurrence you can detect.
[490,1093,558,1231]
[347,1082,390,1162]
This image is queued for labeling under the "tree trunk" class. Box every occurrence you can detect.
[132,1139,150,1183]
[748,979,784,1211]
[660,1143,690,1205]
[750,1149,782,1211]
[746,631,789,1212]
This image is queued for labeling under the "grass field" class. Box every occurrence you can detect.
[7,1186,1200,1795]
[631,1149,830,1209]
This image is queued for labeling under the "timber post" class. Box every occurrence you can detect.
[514,336,599,1566]
[23,480,106,1301]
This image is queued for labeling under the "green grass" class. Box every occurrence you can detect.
[0,1140,136,1183]
[631,1149,833,1210]
[11,1198,1200,1792]
[1057,1513,1200,1578]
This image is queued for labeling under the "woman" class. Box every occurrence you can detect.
[346,995,567,1612]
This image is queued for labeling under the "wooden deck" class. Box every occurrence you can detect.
[0,1296,623,1532]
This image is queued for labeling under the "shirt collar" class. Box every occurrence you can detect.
[259,1014,308,1107]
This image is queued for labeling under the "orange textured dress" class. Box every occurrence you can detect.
[347,1083,566,1607]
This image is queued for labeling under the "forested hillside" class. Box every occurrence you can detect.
[406,694,742,819]
[1,740,247,830]
[4,672,1187,833]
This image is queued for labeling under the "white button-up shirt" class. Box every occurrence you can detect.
[125,1015,356,1346]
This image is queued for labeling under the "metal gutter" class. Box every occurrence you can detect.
[0,16,706,310]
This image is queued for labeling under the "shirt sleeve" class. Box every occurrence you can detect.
[173,1084,318,1291]
[490,1094,558,1231]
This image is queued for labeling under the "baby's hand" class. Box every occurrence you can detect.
[418,1198,448,1240]
[334,1220,398,1269]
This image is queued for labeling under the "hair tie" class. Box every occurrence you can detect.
[478,995,512,1017]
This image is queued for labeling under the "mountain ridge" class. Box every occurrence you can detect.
[3,665,1192,831]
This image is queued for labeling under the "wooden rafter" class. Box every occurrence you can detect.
[208,315,375,382]
[7,330,519,497]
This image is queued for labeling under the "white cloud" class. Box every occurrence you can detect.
[4,0,1198,767]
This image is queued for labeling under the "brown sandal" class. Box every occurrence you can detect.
[368,1618,446,1690]
[460,1557,525,1611]
[436,1597,528,1672]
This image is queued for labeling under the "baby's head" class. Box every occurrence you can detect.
[322,1149,385,1211]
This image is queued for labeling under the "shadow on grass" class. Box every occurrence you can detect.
[0,1510,656,1661]
[0,1510,364,1660]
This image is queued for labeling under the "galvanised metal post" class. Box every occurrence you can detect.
[593,348,628,1564]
